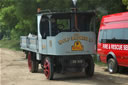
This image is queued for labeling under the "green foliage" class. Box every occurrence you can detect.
[0,0,127,41]
[0,5,18,39]
[15,0,37,19]
[122,0,128,9]
[93,55,107,66]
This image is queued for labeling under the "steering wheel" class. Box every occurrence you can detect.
[57,24,64,30]
[72,27,80,32]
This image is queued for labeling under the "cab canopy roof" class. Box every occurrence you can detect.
[37,10,96,18]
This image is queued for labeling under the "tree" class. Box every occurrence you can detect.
[0,0,17,39]
[0,0,126,40]
[122,0,128,9]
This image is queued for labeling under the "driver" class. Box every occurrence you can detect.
[51,18,58,36]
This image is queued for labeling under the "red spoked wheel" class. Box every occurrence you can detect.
[43,57,54,80]
[27,52,38,73]
[28,52,32,71]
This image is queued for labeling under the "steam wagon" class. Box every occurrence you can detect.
[20,0,96,80]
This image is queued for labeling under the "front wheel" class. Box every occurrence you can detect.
[28,52,38,73]
[108,58,118,73]
[43,57,54,80]
[85,56,95,78]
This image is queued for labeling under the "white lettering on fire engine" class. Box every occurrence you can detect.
[124,45,128,50]
[103,44,128,51]
[111,44,123,50]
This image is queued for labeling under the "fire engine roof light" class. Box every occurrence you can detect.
[72,0,77,6]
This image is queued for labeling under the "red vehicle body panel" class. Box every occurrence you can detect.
[97,12,128,67]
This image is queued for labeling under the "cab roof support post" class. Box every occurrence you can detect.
[48,15,52,36]
[93,16,96,32]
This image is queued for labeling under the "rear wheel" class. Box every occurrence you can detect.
[85,56,94,78]
[28,52,38,73]
[108,58,118,73]
[43,57,54,80]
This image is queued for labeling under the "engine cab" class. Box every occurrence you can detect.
[37,11,96,55]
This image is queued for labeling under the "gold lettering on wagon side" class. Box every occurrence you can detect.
[58,34,89,45]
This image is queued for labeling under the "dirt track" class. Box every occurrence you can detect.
[0,48,128,85]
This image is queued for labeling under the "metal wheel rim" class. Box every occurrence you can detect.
[108,61,113,73]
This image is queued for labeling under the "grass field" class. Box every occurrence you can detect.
[0,40,21,51]
[93,55,107,66]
